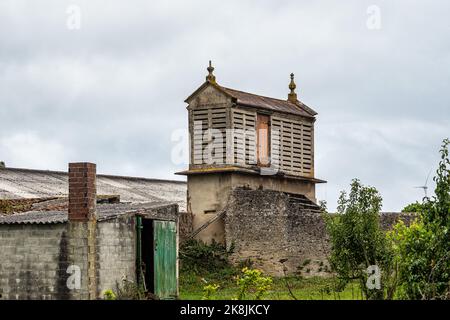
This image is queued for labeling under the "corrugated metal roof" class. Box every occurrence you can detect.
[0,210,67,225]
[0,202,177,225]
[220,86,317,117]
[0,168,187,212]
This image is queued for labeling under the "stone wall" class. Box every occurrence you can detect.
[224,188,416,277]
[225,189,328,276]
[178,211,193,242]
[379,212,416,230]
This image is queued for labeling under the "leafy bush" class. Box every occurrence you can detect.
[401,201,425,213]
[180,239,236,280]
[236,267,273,300]
[202,284,220,300]
[102,289,116,300]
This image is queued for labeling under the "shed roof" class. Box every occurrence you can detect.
[0,202,177,225]
[0,167,187,212]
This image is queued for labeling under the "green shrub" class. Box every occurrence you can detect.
[102,289,116,300]
[180,239,237,284]
[236,267,273,300]
[202,284,220,300]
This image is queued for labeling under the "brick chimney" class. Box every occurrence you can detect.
[68,162,97,221]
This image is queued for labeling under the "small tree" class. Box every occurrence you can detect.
[390,138,450,299]
[325,179,392,299]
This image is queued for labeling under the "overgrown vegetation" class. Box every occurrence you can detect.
[389,138,450,300]
[179,239,361,300]
[102,278,158,300]
[0,199,33,214]
[180,239,237,284]
[324,138,449,300]
[181,275,363,300]
[180,238,276,300]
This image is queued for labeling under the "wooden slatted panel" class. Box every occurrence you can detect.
[232,110,256,165]
[211,108,227,164]
[272,116,313,176]
[192,109,209,164]
[192,107,227,165]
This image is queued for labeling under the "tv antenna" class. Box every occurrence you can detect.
[414,168,432,198]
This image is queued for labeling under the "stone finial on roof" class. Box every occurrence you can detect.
[288,73,298,102]
[206,60,216,84]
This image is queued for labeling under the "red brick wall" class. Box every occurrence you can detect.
[68,162,97,221]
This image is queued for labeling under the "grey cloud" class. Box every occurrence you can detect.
[0,0,448,211]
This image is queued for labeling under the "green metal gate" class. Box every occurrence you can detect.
[153,220,177,299]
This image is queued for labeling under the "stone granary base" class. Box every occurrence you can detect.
[224,188,415,277]
[224,188,329,277]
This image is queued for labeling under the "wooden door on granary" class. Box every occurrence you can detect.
[257,114,270,166]
[153,220,178,299]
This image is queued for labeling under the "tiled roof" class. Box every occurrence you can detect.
[0,202,177,225]
[220,86,317,117]
[0,168,187,212]
[185,81,318,118]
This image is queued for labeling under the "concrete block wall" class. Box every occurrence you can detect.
[0,217,137,300]
[0,224,63,299]
[96,215,136,295]
[0,223,90,300]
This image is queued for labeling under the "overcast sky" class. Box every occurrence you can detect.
[0,1,448,211]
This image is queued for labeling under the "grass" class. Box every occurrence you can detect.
[178,239,363,300]
[180,273,363,300]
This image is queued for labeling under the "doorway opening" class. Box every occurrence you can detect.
[141,218,154,293]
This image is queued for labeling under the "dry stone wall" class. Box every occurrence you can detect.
[225,188,415,277]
